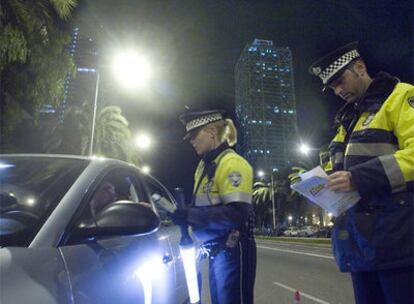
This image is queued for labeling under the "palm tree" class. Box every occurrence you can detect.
[93,105,139,164]
[252,181,272,230]
[45,103,140,166]
[45,101,91,155]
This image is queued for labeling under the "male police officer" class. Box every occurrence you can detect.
[172,110,256,304]
[309,41,414,303]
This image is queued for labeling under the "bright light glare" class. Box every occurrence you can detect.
[134,255,165,304]
[288,216,293,221]
[136,134,152,150]
[257,170,265,178]
[299,144,310,155]
[0,163,14,169]
[141,165,151,174]
[328,213,333,217]
[180,245,200,303]
[27,197,36,206]
[91,155,105,161]
[112,51,151,90]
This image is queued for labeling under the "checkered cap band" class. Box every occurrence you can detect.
[320,50,360,84]
[186,113,223,132]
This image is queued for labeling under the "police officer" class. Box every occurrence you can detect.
[309,42,414,304]
[171,109,256,304]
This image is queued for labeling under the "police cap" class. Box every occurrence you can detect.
[308,41,361,90]
[179,109,226,140]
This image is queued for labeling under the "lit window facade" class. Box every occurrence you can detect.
[59,28,98,122]
[235,39,298,173]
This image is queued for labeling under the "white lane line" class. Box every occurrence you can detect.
[273,281,331,304]
[258,245,334,260]
[257,240,331,250]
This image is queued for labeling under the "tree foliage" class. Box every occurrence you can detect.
[45,103,141,166]
[0,0,77,136]
[252,181,272,228]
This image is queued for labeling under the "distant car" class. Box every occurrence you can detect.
[0,154,192,304]
[315,226,333,238]
[283,226,299,237]
[298,226,318,237]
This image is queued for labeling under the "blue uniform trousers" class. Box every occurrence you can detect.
[351,266,414,304]
[208,237,256,304]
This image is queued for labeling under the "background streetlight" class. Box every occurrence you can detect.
[299,143,311,156]
[141,165,151,174]
[135,133,152,150]
[257,170,276,230]
[89,50,152,156]
[111,51,152,90]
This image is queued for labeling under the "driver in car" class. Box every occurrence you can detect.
[89,182,117,217]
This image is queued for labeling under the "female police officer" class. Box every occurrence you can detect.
[171,109,256,304]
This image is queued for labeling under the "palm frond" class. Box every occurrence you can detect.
[48,0,77,20]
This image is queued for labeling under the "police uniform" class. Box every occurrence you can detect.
[310,42,414,304]
[178,110,256,304]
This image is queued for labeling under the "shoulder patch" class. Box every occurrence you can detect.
[228,171,242,187]
[408,96,414,108]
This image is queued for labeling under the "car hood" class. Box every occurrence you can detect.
[0,247,72,304]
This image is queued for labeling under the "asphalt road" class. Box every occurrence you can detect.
[199,239,354,303]
[254,239,354,304]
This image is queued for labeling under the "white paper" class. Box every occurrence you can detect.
[299,166,328,180]
[291,166,360,217]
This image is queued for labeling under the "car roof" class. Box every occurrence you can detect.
[0,153,156,179]
[1,153,130,167]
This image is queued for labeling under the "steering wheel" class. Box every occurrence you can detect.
[1,209,40,223]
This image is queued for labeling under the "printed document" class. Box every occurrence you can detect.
[291,166,360,216]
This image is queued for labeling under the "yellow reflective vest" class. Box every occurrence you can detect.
[193,149,253,207]
[328,73,414,272]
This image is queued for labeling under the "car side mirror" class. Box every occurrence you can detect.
[77,200,160,237]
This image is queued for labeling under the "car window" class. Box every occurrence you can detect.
[65,168,150,245]
[0,157,88,247]
[144,177,176,224]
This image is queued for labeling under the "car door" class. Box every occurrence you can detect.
[143,176,189,303]
[59,167,174,304]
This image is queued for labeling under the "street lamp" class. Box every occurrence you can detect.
[89,50,152,156]
[299,143,311,156]
[141,165,151,174]
[112,51,152,90]
[257,170,276,230]
[135,133,152,150]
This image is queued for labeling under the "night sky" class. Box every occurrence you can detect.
[73,0,413,196]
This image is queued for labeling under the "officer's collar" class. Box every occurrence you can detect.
[354,72,399,112]
[333,72,399,128]
[202,142,230,164]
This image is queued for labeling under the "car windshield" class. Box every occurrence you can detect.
[0,156,89,247]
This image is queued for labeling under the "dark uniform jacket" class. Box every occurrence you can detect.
[328,72,414,272]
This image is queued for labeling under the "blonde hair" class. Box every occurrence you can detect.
[205,118,238,147]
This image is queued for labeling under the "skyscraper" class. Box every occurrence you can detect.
[38,28,98,125]
[58,27,98,122]
[235,39,298,173]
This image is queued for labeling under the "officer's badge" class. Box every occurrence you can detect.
[203,180,213,193]
[408,96,414,109]
[228,171,242,187]
[362,113,375,127]
[311,66,321,75]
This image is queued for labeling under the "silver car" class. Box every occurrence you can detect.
[0,154,190,304]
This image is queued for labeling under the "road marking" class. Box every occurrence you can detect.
[257,245,334,259]
[257,239,331,250]
[273,281,331,304]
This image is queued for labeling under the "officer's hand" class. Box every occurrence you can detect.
[327,171,354,192]
[170,209,189,226]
